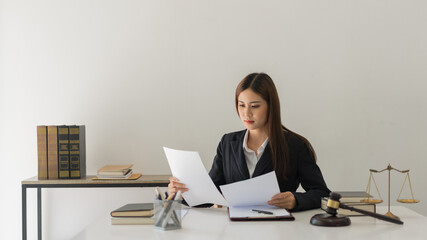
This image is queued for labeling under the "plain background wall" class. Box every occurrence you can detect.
[1,0,426,239]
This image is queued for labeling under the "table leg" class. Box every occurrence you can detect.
[37,188,42,240]
[22,185,27,240]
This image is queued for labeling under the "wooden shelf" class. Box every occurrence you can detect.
[22,175,170,187]
[22,174,170,240]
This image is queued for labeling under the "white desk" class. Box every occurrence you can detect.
[71,206,427,240]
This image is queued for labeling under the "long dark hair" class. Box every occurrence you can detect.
[235,73,317,180]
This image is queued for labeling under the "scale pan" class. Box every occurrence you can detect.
[397,199,420,203]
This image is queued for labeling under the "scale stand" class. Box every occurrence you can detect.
[362,164,419,220]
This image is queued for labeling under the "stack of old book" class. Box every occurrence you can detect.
[110,203,155,225]
[321,191,377,216]
[37,125,86,180]
[96,164,134,179]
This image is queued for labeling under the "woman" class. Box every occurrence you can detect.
[169,73,330,211]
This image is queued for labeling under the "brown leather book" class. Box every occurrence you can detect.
[47,126,59,179]
[69,125,86,178]
[37,126,48,180]
[58,125,70,179]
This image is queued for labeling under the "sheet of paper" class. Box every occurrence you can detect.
[219,171,280,207]
[228,205,291,218]
[163,147,229,207]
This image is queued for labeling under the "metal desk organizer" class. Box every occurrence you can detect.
[154,198,182,230]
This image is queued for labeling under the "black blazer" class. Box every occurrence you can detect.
[208,130,330,212]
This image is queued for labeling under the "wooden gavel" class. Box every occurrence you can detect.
[325,192,403,225]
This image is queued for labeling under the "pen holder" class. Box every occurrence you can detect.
[153,199,182,231]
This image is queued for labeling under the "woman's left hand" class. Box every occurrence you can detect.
[267,191,296,210]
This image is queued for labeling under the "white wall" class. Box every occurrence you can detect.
[1,0,426,239]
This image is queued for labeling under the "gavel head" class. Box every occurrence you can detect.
[325,192,342,216]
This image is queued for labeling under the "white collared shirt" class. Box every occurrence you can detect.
[242,130,269,178]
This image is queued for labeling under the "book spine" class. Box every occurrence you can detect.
[47,126,59,179]
[37,126,48,180]
[69,125,85,178]
[58,125,70,179]
[80,126,86,178]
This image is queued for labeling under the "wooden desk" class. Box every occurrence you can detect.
[21,175,170,240]
[71,206,427,240]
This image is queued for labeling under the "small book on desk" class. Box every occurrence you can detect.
[111,216,155,225]
[98,164,133,176]
[335,191,373,203]
[96,169,133,179]
[95,164,139,180]
[92,173,142,180]
[110,203,154,225]
[110,203,154,217]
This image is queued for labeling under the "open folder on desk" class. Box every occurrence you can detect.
[164,147,294,221]
[227,205,293,221]
[220,171,294,221]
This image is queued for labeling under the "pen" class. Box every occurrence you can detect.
[162,191,176,207]
[166,192,175,201]
[155,187,165,201]
[251,209,273,215]
[154,188,161,200]
[174,190,182,200]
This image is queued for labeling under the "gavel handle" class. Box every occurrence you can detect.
[339,203,404,225]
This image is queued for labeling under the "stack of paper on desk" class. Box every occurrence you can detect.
[219,173,292,220]
[163,147,293,221]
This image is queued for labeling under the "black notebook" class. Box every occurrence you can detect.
[110,203,154,217]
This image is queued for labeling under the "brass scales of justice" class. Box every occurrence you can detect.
[361,164,419,219]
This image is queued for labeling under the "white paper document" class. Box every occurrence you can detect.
[164,147,229,206]
[219,171,290,218]
[219,171,280,207]
[163,147,284,213]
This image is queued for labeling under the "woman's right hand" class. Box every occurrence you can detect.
[168,177,189,196]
